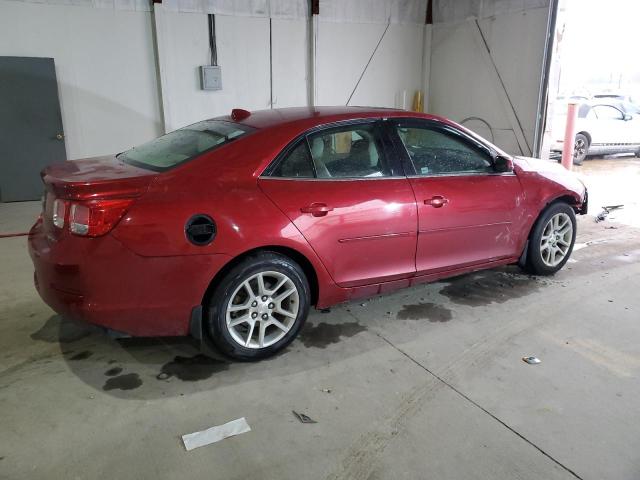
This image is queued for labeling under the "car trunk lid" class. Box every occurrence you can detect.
[40,155,157,238]
[42,155,157,201]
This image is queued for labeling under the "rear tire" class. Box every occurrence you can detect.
[573,133,589,165]
[523,203,577,276]
[206,252,310,360]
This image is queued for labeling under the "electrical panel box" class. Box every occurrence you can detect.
[200,65,222,91]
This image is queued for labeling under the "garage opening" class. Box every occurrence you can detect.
[540,0,640,226]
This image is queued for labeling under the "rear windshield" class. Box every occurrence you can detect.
[119,120,253,171]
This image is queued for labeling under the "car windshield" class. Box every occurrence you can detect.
[119,120,253,171]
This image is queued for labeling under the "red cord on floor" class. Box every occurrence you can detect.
[0,232,29,238]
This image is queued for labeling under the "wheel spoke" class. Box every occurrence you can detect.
[556,246,563,262]
[557,218,569,230]
[243,280,255,297]
[269,277,288,295]
[270,317,289,332]
[229,314,250,327]
[244,321,256,347]
[275,307,296,319]
[257,273,267,296]
[258,321,266,348]
[274,288,296,303]
[559,225,572,235]
[228,303,250,312]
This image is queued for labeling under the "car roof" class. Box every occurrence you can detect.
[213,106,511,158]
[214,106,441,130]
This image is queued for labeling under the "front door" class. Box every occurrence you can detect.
[259,121,417,287]
[589,104,633,150]
[389,119,524,274]
[0,57,66,201]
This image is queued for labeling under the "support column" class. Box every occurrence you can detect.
[307,0,318,107]
[421,24,432,112]
[151,2,172,133]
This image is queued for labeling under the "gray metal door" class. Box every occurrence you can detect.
[0,57,66,202]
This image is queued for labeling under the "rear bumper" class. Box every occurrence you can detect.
[28,219,232,336]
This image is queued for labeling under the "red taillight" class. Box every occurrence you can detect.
[69,199,134,237]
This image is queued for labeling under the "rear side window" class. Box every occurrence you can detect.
[307,124,390,178]
[269,122,391,179]
[271,141,315,178]
[119,120,253,171]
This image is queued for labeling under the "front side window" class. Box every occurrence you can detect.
[592,105,624,120]
[119,120,253,171]
[395,125,493,175]
[307,124,390,178]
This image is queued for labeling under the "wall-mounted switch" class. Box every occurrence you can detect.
[200,65,222,91]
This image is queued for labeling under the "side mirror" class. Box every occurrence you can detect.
[623,113,633,121]
[493,154,513,173]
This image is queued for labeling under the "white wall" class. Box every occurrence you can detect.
[155,10,309,131]
[316,21,424,108]
[156,11,270,131]
[156,11,425,131]
[272,18,309,108]
[0,0,163,160]
[0,0,553,163]
[428,5,550,155]
[0,0,428,159]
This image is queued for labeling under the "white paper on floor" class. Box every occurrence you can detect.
[182,417,251,451]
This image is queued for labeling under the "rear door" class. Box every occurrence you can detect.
[0,57,66,201]
[389,119,524,274]
[259,120,417,287]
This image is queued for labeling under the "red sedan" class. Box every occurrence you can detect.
[29,107,587,359]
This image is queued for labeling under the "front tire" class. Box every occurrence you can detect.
[207,252,310,360]
[524,203,577,275]
[573,133,589,165]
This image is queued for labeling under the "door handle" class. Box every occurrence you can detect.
[55,133,64,140]
[300,203,334,217]
[425,196,449,208]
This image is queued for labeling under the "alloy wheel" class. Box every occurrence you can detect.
[225,271,299,349]
[540,212,573,267]
[574,138,586,161]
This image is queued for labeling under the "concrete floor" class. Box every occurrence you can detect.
[1,157,639,480]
